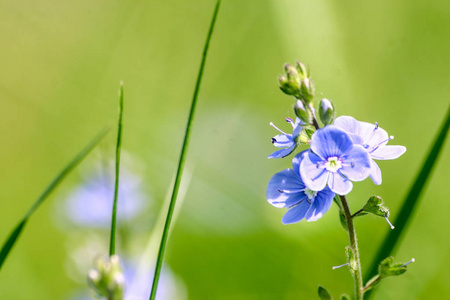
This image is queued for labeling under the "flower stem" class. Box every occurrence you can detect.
[351,208,364,219]
[340,195,364,300]
[148,1,222,299]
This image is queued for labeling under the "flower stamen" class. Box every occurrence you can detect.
[332,262,349,270]
[400,258,415,267]
[384,216,395,229]
[269,122,287,135]
[325,157,342,172]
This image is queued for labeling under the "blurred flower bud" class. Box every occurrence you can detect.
[295,61,310,78]
[87,255,125,300]
[299,77,315,103]
[319,98,336,125]
[294,100,313,124]
[279,64,302,97]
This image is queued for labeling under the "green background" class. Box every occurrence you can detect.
[0,0,449,299]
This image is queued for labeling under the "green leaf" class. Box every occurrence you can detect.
[318,286,333,300]
[365,106,450,297]
[109,82,124,257]
[340,294,351,300]
[0,127,110,271]
[149,1,222,299]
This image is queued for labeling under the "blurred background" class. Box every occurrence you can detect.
[0,0,449,299]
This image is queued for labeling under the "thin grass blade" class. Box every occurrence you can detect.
[109,82,124,257]
[0,126,110,271]
[149,1,222,299]
[365,106,450,297]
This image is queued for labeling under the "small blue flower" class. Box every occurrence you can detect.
[334,116,406,185]
[300,125,371,195]
[268,117,304,159]
[63,165,145,228]
[267,152,335,224]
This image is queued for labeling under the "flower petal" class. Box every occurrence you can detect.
[334,116,364,144]
[310,125,354,159]
[300,151,329,191]
[281,200,311,224]
[328,172,353,195]
[369,160,382,185]
[267,169,305,208]
[268,146,296,159]
[371,145,406,160]
[340,145,371,181]
[271,134,294,148]
[305,188,335,222]
[292,151,306,177]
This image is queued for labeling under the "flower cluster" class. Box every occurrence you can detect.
[267,62,406,224]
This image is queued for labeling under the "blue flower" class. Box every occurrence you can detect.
[300,125,371,195]
[334,116,406,185]
[267,152,335,224]
[63,164,145,228]
[268,117,304,158]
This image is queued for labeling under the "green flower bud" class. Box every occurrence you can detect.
[295,61,310,78]
[378,256,413,278]
[87,255,125,300]
[278,74,300,97]
[294,100,313,124]
[362,196,394,229]
[319,98,336,125]
[299,77,315,103]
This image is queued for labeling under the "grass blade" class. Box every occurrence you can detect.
[148,1,222,299]
[109,82,124,256]
[364,106,450,297]
[0,126,110,271]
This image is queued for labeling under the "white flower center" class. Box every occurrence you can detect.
[325,157,342,172]
[304,188,317,200]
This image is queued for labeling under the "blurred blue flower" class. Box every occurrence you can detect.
[334,116,406,184]
[64,165,145,228]
[267,152,335,224]
[300,125,371,195]
[268,117,304,158]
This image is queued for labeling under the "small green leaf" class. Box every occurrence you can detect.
[340,294,351,300]
[318,286,332,300]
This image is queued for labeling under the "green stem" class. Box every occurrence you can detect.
[148,1,222,299]
[109,83,124,257]
[340,195,363,300]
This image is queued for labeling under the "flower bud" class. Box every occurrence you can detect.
[295,61,310,78]
[294,100,313,124]
[87,255,125,300]
[378,256,410,278]
[278,74,300,97]
[363,196,389,217]
[299,78,315,103]
[318,98,336,125]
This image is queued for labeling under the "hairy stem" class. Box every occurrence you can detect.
[340,195,364,300]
